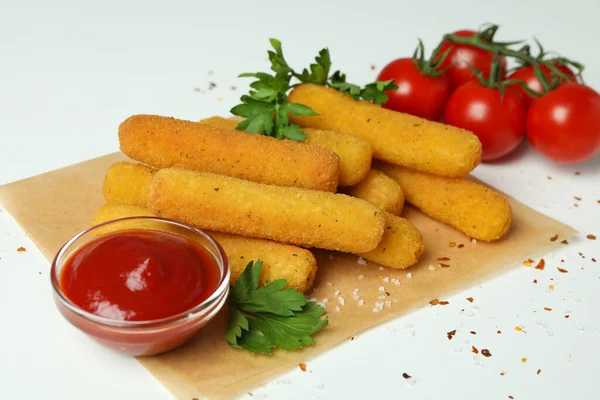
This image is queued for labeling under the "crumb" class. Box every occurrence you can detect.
[574,203,579,207]
[231,86,237,91]
[537,369,541,375]
[466,297,474,303]
[439,301,449,305]
[17,247,26,252]
[402,372,411,379]
[500,371,506,376]
[564,314,570,318]
[561,239,569,244]
[548,284,555,291]
[533,279,538,284]
[521,358,527,363]
[437,257,451,261]
[497,330,502,334]
[592,258,597,262]
[351,336,355,341]
[535,259,545,270]
[439,263,450,268]
[481,349,492,357]
[544,307,552,311]
[550,234,559,241]
[470,331,476,335]
[209,82,217,90]
[458,243,464,248]
[299,363,307,372]
[523,259,534,267]
[429,298,440,306]
[557,268,568,273]
[447,330,457,340]
[471,346,479,354]
[547,176,552,180]
[587,234,596,240]
[574,196,582,201]
[514,325,523,332]
[449,242,456,248]
[217,97,223,102]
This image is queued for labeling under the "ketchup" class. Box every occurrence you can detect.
[60,230,220,321]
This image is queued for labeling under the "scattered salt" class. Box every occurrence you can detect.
[472,238,477,244]
[379,266,384,271]
[356,257,367,265]
[406,273,412,278]
[328,254,335,260]
[383,277,389,283]
[385,301,392,308]
[334,290,340,296]
[335,306,341,312]
[338,296,345,306]
[372,307,380,312]
[322,298,329,303]
[358,300,364,306]
[358,275,365,280]
[326,282,332,287]
[378,286,385,292]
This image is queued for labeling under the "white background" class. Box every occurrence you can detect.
[1,0,599,398]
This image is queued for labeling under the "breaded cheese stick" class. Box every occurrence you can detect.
[119,114,340,192]
[343,169,404,215]
[103,162,155,207]
[199,116,372,186]
[148,168,385,253]
[288,84,482,177]
[357,212,424,270]
[92,204,318,292]
[376,162,512,241]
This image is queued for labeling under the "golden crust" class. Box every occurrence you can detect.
[343,169,404,215]
[92,203,317,292]
[102,162,155,207]
[199,116,372,186]
[288,84,482,177]
[119,114,340,191]
[377,162,512,241]
[358,212,424,269]
[148,168,385,253]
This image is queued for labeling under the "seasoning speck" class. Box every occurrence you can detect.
[535,259,545,270]
[17,247,26,252]
[299,363,307,372]
[557,268,569,273]
[550,234,559,242]
[466,297,474,303]
[470,331,476,335]
[439,301,449,305]
[402,372,411,379]
[447,330,457,340]
[537,369,541,375]
[544,307,552,311]
[439,263,450,268]
[561,239,569,244]
[523,259,534,267]
[437,257,450,261]
[449,242,456,248]
[481,349,492,357]
[471,346,479,354]
[521,357,527,363]
[429,298,440,306]
[458,244,465,248]
[587,234,596,240]
[514,325,523,332]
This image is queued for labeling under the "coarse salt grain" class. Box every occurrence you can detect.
[322,298,329,303]
[428,265,437,271]
[378,295,386,299]
[357,257,367,265]
[334,290,340,296]
[472,238,477,244]
[352,288,359,294]
[375,302,384,310]
[383,277,389,282]
[358,275,365,280]
[372,307,380,312]
[392,279,401,285]
[358,300,364,306]
[379,266,384,271]
[352,294,360,300]
[385,301,392,308]
[335,306,341,312]
[338,296,345,305]
[326,282,332,287]
[407,273,412,278]
[379,286,385,292]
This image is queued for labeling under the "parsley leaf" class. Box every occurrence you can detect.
[225,260,328,354]
[296,48,332,85]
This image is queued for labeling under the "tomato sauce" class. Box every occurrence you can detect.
[60,229,220,321]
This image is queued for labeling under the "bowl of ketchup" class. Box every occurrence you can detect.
[50,217,230,356]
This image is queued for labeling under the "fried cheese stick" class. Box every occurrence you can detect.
[343,169,404,215]
[376,162,512,241]
[119,114,340,192]
[103,162,155,207]
[199,116,372,187]
[288,84,482,177]
[358,212,424,270]
[148,168,385,253]
[92,203,318,292]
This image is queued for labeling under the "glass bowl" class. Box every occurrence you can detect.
[50,217,230,356]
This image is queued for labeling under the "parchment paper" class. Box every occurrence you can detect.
[0,152,577,399]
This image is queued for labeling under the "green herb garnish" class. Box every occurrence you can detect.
[225,260,328,354]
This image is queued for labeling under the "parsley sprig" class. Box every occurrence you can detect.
[231,39,398,141]
[225,260,328,354]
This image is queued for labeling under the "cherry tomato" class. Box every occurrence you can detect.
[509,62,576,106]
[526,83,600,163]
[377,58,451,120]
[444,80,526,161]
[438,30,507,89]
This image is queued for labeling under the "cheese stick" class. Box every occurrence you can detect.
[92,203,318,292]
[103,162,155,207]
[358,212,424,270]
[343,169,404,215]
[148,168,385,253]
[199,116,372,186]
[119,114,340,192]
[288,84,482,177]
[376,162,512,241]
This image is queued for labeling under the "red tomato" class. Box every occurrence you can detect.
[438,30,507,89]
[526,83,600,163]
[509,63,576,105]
[377,58,451,120]
[444,80,526,161]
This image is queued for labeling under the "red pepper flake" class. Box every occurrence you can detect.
[533,279,538,284]
[449,242,456,248]
[523,259,535,267]
[458,244,465,248]
[17,247,27,252]
[537,369,541,375]
[587,234,597,240]
[439,301,449,305]
[574,196,582,201]
[402,372,412,379]
[544,307,552,311]
[470,331,476,335]
[299,363,307,372]
[466,297,474,303]
[429,298,439,306]
[561,239,569,244]
[481,349,492,357]
[535,259,545,270]
[471,346,479,354]
[447,329,457,340]
[439,263,450,268]
[437,257,451,261]
[550,234,559,242]
[557,268,569,273]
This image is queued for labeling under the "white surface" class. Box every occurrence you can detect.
[1,0,599,399]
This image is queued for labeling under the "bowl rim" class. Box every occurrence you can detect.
[50,216,231,328]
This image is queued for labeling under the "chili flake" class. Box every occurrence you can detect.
[544,307,552,311]
[447,330,456,340]
[471,346,479,354]
[550,234,559,242]
[587,234,596,240]
[437,257,451,261]
[429,298,439,306]
[17,247,26,252]
[592,258,597,263]
[557,268,568,273]
[439,301,449,305]
[535,259,545,270]
[481,349,492,357]
[402,373,411,379]
[299,363,307,372]
[466,297,474,303]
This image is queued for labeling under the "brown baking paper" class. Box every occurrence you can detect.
[0,152,576,399]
